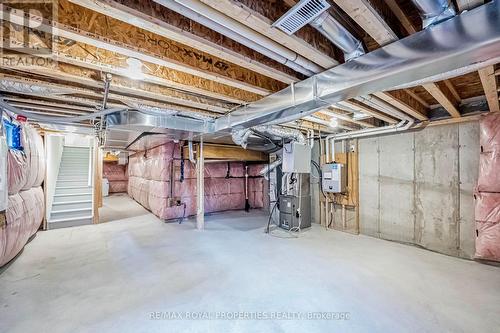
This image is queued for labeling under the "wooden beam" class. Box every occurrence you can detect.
[339,100,398,124]
[423,82,461,117]
[185,144,268,162]
[478,65,500,112]
[196,0,338,69]
[332,0,398,46]
[455,0,484,12]
[67,0,300,84]
[2,4,277,99]
[374,91,429,121]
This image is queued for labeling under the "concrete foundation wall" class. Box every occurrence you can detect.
[358,122,479,258]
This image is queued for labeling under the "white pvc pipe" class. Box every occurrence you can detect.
[153,0,322,76]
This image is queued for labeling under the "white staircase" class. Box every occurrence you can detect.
[48,146,93,228]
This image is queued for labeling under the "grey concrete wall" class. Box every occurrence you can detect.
[358,122,479,258]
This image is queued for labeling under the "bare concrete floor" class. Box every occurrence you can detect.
[1,205,500,333]
[98,193,150,223]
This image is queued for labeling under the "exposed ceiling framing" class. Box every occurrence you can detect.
[0,0,497,137]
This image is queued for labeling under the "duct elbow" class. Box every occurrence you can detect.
[310,12,365,61]
[411,0,456,28]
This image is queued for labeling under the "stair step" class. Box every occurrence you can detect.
[55,186,92,195]
[52,200,92,211]
[54,192,92,197]
[57,181,90,185]
[48,215,93,225]
[51,208,93,220]
[53,194,92,203]
[52,207,92,214]
[48,216,93,229]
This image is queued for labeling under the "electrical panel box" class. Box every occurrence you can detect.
[282,142,311,173]
[322,163,346,193]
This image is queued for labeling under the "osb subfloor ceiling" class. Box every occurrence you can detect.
[0,0,498,134]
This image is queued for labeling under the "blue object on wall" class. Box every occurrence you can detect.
[3,120,23,150]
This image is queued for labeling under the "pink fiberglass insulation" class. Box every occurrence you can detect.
[474,192,500,261]
[109,181,128,193]
[103,162,128,193]
[7,149,27,195]
[480,112,500,153]
[127,142,266,221]
[475,113,500,262]
[477,152,500,193]
[103,162,128,181]
[0,187,44,267]
[1,194,24,266]
[21,125,45,190]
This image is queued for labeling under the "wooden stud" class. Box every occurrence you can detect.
[478,65,500,112]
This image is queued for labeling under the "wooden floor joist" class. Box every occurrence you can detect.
[323,108,376,128]
[2,4,283,100]
[334,0,464,120]
[478,65,500,112]
[0,73,220,117]
[0,55,233,113]
[423,82,461,118]
[338,100,398,124]
[374,91,429,121]
[2,27,261,104]
[196,0,338,69]
[66,0,300,84]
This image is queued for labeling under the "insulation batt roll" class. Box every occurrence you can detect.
[127,142,266,221]
[109,181,128,193]
[480,113,500,153]
[21,125,37,190]
[1,194,25,266]
[475,192,500,261]
[33,129,46,187]
[477,152,500,193]
[7,149,28,195]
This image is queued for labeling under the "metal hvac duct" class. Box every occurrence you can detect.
[310,12,365,61]
[215,1,500,131]
[232,125,306,149]
[411,0,456,28]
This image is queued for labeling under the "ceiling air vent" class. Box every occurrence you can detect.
[272,0,331,35]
